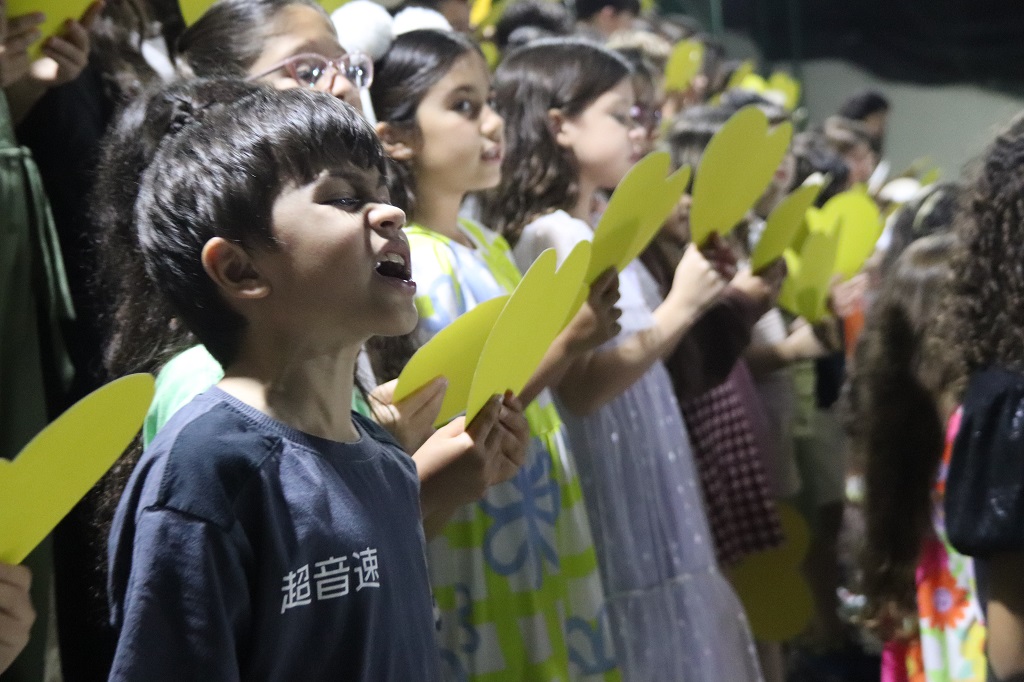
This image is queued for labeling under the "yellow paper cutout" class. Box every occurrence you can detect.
[466,242,591,423]
[620,166,691,271]
[726,59,755,91]
[689,106,793,246]
[768,71,800,110]
[920,167,941,187]
[0,374,155,564]
[587,152,690,282]
[394,295,509,428]
[750,182,822,272]
[795,228,840,321]
[663,40,704,93]
[469,0,492,27]
[8,0,92,54]
[179,0,216,25]
[729,503,814,641]
[738,73,768,93]
[821,191,882,279]
[320,0,353,11]
[480,40,500,71]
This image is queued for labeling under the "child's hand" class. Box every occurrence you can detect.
[0,563,34,675]
[828,272,867,319]
[369,376,446,453]
[0,4,45,87]
[730,267,773,308]
[418,392,529,509]
[26,1,103,88]
[731,257,787,311]
[668,243,727,316]
[700,233,738,280]
[780,318,834,361]
[561,267,622,354]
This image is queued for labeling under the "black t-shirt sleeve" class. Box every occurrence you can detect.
[946,367,1024,557]
[109,508,249,682]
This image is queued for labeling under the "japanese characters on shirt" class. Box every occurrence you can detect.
[281,547,382,614]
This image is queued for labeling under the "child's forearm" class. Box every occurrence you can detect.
[518,332,578,408]
[556,300,699,415]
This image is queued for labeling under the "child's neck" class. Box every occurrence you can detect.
[218,333,362,443]
[569,178,600,226]
[412,184,472,247]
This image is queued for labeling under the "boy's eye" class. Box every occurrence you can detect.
[327,197,364,210]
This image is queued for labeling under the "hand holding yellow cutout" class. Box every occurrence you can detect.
[393,295,509,428]
[466,241,590,423]
[396,242,592,426]
[663,40,703,94]
[750,181,822,272]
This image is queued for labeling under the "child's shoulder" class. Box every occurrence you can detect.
[138,389,286,529]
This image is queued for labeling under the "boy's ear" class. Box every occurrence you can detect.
[201,237,270,301]
[547,108,571,147]
[375,121,416,161]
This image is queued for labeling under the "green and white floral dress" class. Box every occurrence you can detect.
[407,219,618,682]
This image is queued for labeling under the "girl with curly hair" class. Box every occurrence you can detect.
[944,113,1024,682]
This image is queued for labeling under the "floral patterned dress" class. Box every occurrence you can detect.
[882,408,987,682]
[407,219,617,682]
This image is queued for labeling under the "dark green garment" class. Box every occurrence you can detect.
[0,93,73,681]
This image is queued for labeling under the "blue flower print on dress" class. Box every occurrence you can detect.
[437,585,477,682]
[566,607,618,675]
[480,441,561,589]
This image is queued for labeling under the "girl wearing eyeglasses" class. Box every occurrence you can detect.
[176,0,369,111]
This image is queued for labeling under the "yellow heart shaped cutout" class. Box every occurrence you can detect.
[794,229,840,322]
[394,295,509,427]
[588,152,692,284]
[689,106,793,246]
[466,242,591,423]
[728,503,814,641]
[767,71,801,110]
[0,374,155,564]
[179,0,217,25]
[820,190,883,279]
[750,181,822,272]
[587,152,668,282]
[663,40,704,93]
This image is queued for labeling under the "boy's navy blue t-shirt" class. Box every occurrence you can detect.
[107,387,442,681]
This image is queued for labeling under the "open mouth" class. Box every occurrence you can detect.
[482,146,502,162]
[375,252,412,282]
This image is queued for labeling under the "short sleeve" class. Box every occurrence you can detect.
[109,508,249,682]
[144,346,225,446]
[512,211,594,272]
[946,367,1024,557]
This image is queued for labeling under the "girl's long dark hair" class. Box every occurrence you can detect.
[845,233,961,631]
[478,38,631,244]
[369,29,482,221]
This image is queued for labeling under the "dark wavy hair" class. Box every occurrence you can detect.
[369,29,482,221]
[948,113,1024,375]
[478,38,631,244]
[174,0,329,77]
[845,233,961,633]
